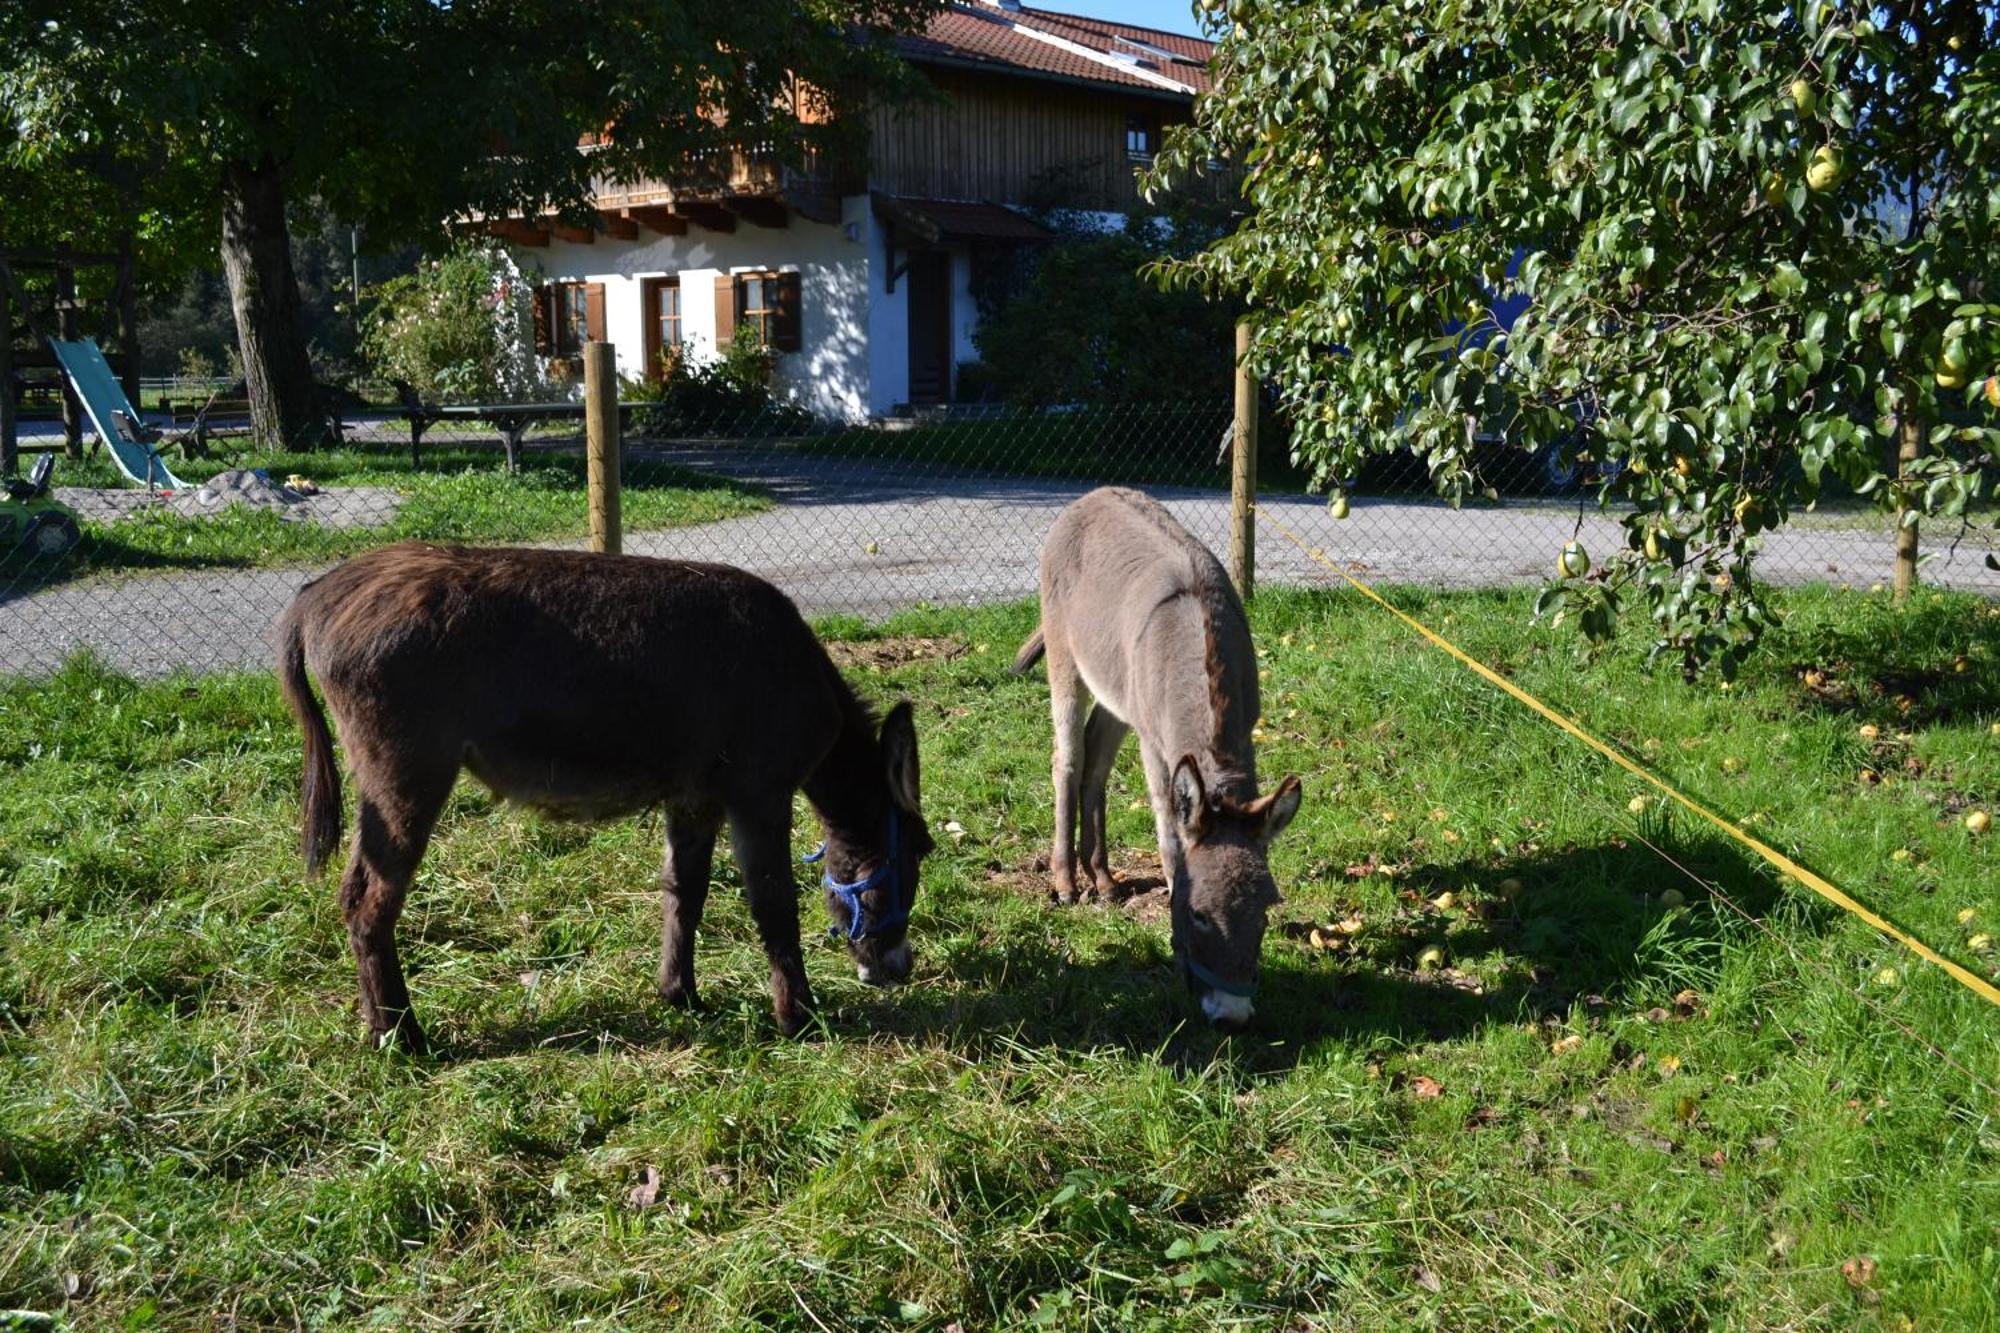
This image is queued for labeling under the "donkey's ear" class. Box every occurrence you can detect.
[1170,755,1208,836]
[1252,775,1303,844]
[880,700,922,813]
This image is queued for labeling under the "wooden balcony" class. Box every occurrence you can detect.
[468,137,852,247]
[588,139,852,226]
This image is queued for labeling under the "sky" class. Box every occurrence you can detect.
[1032,0,1205,37]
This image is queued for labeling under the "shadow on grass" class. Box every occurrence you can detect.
[1777,592,2000,726]
[449,827,1806,1076]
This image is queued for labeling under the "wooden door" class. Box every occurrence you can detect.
[906,250,951,406]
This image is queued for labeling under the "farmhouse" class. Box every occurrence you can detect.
[489,0,1216,421]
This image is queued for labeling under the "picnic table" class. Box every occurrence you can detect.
[399,400,613,473]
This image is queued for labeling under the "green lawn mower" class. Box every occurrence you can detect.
[3,454,83,562]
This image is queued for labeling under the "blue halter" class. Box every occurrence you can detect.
[1183,952,1258,999]
[803,807,909,942]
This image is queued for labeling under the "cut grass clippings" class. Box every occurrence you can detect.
[34,444,768,575]
[1,584,1996,1328]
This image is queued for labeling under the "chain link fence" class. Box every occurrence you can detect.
[4,393,1996,678]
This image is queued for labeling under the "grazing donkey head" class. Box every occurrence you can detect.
[810,701,935,988]
[1169,757,1303,1026]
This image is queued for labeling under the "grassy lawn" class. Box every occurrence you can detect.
[30,444,768,576]
[2,586,1997,1328]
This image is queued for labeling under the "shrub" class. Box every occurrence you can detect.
[359,245,538,404]
[973,212,1235,408]
[621,329,809,433]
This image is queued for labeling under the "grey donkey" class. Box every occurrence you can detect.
[1012,487,1302,1026]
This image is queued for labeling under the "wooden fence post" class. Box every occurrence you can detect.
[1231,318,1258,600]
[584,340,621,556]
[1892,410,1920,603]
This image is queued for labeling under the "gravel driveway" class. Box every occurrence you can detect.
[4,442,1994,678]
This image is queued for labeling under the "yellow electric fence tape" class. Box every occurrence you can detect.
[1255,503,2000,1010]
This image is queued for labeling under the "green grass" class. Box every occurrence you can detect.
[3,586,1998,1329]
[36,444,768,575]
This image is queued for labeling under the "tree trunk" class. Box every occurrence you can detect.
[1892,405,1921,604]
[220,158,322,449]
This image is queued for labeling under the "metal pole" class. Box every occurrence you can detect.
[1,277,16,476]
[56,258,82,459]
[118,239,142,415]
[584,340,622,555]
[1230,318,1258,600]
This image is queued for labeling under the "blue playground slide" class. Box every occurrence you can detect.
[46,337,190,490]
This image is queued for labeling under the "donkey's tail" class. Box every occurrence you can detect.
[278,609,342,873]
[1009,627,1046,676]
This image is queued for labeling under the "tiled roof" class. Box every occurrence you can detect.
[898,2,1215,98]
[1012,6,1217,93]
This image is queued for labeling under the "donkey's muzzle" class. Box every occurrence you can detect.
[856,940,912,987]
[1199,988,1255,1028]
[1182,954,1257,1027]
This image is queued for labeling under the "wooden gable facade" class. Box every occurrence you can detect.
[867,66,1193,212]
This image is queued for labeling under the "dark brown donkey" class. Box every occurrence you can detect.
[1014,487,1301,1027]
[278,542,933,1051]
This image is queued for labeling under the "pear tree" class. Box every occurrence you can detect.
[1151,0,1999,676]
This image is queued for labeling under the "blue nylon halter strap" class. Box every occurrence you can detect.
[802,807,909,942]
[1182,952,1258,999]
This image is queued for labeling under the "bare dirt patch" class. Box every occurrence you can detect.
[826,635,969,671]
[987,850,1169,922]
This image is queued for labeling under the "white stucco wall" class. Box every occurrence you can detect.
[862,202,910,416]
[513,195,1016,419]
[515,205,875,421]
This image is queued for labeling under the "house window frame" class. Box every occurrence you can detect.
[642,276,682,378]
[736,271,782,347]
[1125,112,1159,162]
[538,280,588,358]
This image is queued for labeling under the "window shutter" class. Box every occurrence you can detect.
[771,272,802,352]
[532,285,553,357]
[584,282,607,344]
[713,274,737,348]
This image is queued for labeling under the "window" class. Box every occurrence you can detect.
[642,276,681,378]
[552,283,589,355]
[738,273,780,346]
[533,281,602,360]
[715,271,801,352]
[655,281,681,352]
[1126,113,1158,161]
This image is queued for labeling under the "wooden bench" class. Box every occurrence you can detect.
[163,396,252,427]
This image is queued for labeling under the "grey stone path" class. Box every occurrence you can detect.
[4,442,1994,677]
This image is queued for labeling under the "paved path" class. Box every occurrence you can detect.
[4,442,1994,677]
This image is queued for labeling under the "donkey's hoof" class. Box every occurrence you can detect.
[659,980,701,1011]
[774,1005,816,1039]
